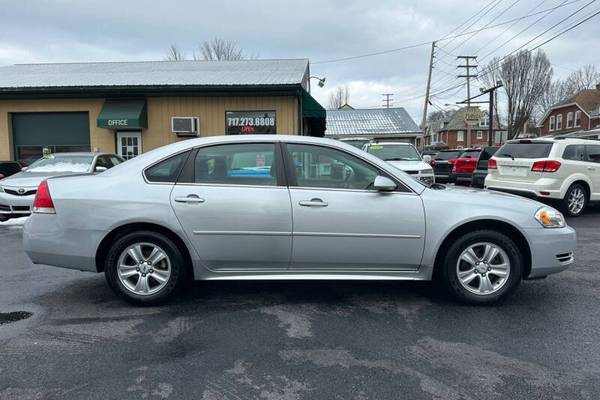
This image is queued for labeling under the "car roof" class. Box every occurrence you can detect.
[366,142,412,146]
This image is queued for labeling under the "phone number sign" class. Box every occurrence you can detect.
[226,111,276,135]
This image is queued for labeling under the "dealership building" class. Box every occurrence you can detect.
[0,59,326,163]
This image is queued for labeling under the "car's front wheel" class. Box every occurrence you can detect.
[105,231,187,305]
[441,230,523,304]
[562,183,587,217]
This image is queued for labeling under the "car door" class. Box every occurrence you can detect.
[585,145,600,199]
[170,142,293,271]
[284,143,426,271]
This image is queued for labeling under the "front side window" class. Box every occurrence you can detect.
[575,111,582,127]
[586,145,600,163]
[562,145,585,161]
[549,116,556,131]
[194,143,278,186]
[556,114,563,130]
[145,151,190,183]
[286,144,379,190]
[457,131,464,142]
[566,112,574,128]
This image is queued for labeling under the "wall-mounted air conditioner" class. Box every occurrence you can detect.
[171,117,199,136]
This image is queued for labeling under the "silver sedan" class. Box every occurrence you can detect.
[23,135,576,305]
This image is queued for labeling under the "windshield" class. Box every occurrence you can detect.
[26,154,94,173]
[495,143,553,159]
[434,151,462,160]
[366,144,421,161]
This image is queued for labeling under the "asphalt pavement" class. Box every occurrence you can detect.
[0,210,599,399]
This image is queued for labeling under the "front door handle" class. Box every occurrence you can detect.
[174,195,205,204]
[299,198,328,207]
[588,167,596,171]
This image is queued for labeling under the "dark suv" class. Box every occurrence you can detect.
[431,150,463,183]
[471,146,499,188]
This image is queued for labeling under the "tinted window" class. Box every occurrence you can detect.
[586,145,600,163]
[495,143,553,159]
[145,151,189,183]
[434,151,462,160]
[287,144,379,190]
[95,156,112,170]
[562,145,585,161]
[0,162,21,176]
[194,143,277,186]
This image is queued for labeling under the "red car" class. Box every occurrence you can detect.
[449,148,482,186]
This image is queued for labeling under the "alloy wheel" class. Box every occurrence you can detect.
[456,242,510,296]
[117,242,172,296]
[568,187,585,215]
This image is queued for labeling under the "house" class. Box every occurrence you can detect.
[427,107,507,148]
[538,83,600,136]
[0,59,326,163]
[325,107,423,146]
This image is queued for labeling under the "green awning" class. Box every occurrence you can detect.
[97,99,147,129]
[302,89,326,119]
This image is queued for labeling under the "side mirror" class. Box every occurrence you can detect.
[373,175,397,192]
[95,166,108,173]
[422,155,432,164]
[0,173,4,180]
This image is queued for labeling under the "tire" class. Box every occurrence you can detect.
[104,231,188,306]
[561,183,587,217]
[441,230,523,305]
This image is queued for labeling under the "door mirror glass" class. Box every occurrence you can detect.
[373,176,397,191]
[95,165,108,173]
[422,155,432,163]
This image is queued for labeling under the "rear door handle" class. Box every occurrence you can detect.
[299,198,328,207]
[174,195,205,204]
[588,167,596,171]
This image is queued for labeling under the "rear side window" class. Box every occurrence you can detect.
[586,145,600,163]
[145,151,190,183]
[435,151,462,160]
[562,145,585,161]
[194,143,278,186]
[495,143,553,159]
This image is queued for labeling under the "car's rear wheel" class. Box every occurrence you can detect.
[104,231,187,305]
[441,230,522,304]
[562,183,587,217]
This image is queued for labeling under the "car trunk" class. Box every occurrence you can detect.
[492,141,554,183]
[432,151,462,176]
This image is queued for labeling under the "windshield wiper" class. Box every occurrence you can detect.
[501,153,515,160]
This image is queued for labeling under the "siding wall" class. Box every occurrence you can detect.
[540,104,589,136]
[0,95,299,160]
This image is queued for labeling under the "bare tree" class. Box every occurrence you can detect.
[165,44,186,61]
[195,38,246,61]
[486,50,552,139]
[328,86,351,110]
[564,64,600,93]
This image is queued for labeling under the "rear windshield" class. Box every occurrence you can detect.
[495,143,553,159]
[459,150,481,158]
[434,151,462,160]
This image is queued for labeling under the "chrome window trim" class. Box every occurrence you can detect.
[175,182,287,190]
[193,230,291,236]
[289,186,419,195]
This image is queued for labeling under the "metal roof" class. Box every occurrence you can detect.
[325,108,421,137]
[0,59,309,89]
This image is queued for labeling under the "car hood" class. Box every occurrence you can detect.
[431,185,545,213]
[0,171,85,188]
[386,160,431,171]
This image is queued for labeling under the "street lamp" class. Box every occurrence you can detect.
[310,76,326,88]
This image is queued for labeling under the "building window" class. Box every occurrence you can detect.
[476,130,483,139]
[479,117,489,127]
[575,110,582,127]
[457,131,464,142]
[556,114,563,130]
[566,112,574,128]
[549,116,555,131]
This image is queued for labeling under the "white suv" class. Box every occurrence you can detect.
[485,137,600,217]
[362,142,435,185]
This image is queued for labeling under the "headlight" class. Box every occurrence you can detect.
[0,185,4,193]
[535,206,565,228]
[421,168,433,175]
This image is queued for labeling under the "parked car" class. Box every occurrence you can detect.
[0,161,26,180]
[363,142,435,184]
[485,137,600,217]
[449,148,482,186]
[0,152,123,220]
[24,135,575,306]
[472,146,500,188]
[339,137,371,149]
[431,149,463,183]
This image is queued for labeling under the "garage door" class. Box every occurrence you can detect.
[12,112,91,164]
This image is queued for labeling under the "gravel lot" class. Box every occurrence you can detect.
[1,209,599,399]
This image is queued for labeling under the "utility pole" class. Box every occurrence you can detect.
[455,81,503,147]
[382,93,394,108]
[457,55,478,148]
[421,41,436,143]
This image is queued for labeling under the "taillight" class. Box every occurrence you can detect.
[32,180,55,214]
[488,159,497,169]
[531,160,561,173]
[430,160,436,166]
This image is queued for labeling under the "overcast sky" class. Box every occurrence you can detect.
[1,0,599,122]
